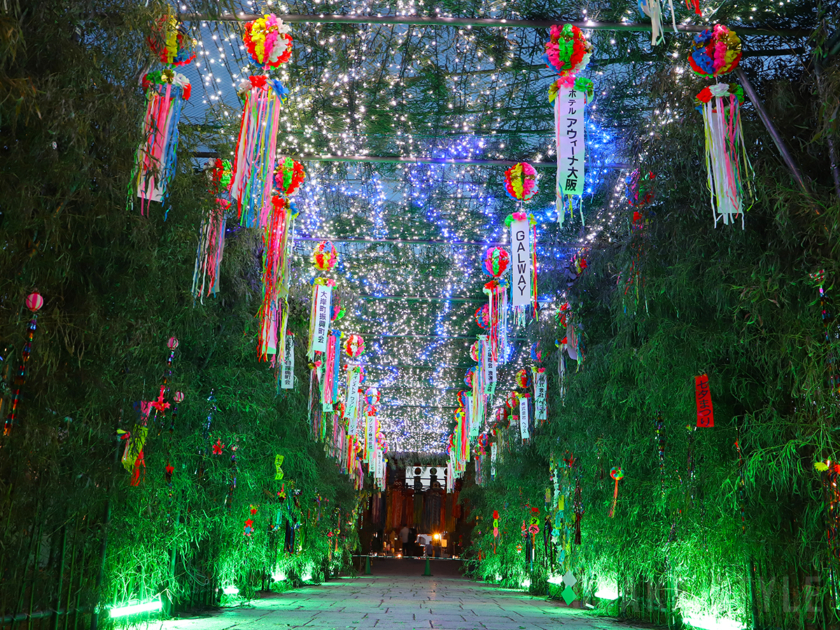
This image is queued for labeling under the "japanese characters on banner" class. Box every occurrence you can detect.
[307,280,333,359]
[509,214,533,309]
[491,442,498,480]
[280,334,295,390]
[344,366,361,433]
[519,396,531,440]
[695,373,714,427]
[533,367,547,421]
[557,86,585,199]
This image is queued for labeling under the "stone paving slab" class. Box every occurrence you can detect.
[160,576,649,630]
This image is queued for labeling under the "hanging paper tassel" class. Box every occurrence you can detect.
[192,159,231,302]
[131,70,191,214]
[696,83,752,228]
[258,196,296,361]
[608,467,624,517]
[3,292,44,436]
[231,14,292,227]
[231,76,288,227]
[639,0,677,46]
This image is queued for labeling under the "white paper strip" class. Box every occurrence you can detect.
[310,284,332,356]
[491,442,497,479]
[534,368,547,421]
[519,397,530,440]
[510,218,532,308]
[280,334,295,389]
[558,85,585,198]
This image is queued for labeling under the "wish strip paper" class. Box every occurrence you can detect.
[510,217,532,308]
[533,368,547,421]
[695,373,714,428]
[519,397,530,440]
[344,367,361,432]
[280,334,295,389]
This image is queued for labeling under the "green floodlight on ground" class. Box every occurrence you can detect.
[594,581,619,600]
[684,614,743,630]
[222,585,240,595]
[108,597,162,618]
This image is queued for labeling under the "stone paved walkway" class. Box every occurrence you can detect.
[161,575,646,630]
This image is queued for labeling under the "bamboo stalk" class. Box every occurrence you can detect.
[53,525,67,630]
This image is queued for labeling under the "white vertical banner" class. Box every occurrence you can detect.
[280,334,295,389]
[519,397,530,440]
[533,368,547,421]
[309,283,332,357]
[366,415,375,465]
[486,357,497,394]
[558,85,585,198]
[491,442,497,479]
[510,218,532,307]
[344,367,360,429]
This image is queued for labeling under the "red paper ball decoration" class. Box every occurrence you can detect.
[515,368,531,389]
[469,340,480,362]
[344,334,365,358]
[168,336,179,349]
[25,291,44,313]
[475,304,491,330]
[174,391,185,403]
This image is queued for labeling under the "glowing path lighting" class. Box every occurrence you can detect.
[594,580,619,600]
[684,614,743,630]
[222,585,240,595]
[108,597,162,618]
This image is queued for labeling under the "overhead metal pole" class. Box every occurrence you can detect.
[180,12,809,37]
[735,67,810,196]
[193,151,630,169]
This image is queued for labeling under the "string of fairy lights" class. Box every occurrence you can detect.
[177,0,808,453]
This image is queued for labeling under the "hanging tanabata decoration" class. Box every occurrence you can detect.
[639,0,677,46]
[307,278,335,360]
[231,14,292,228]
[312,240,338,272]
[533,366,547,423]
[344,334,365,358]
[131,15,195,214]
[3,292,44,436]
[625,169,656,209]
[504,163,538,202]
[506,212,538,319]
[609,467,624,517]
[192,159,231,302]
[515,368,531,390]
[482,247,510,362]
[258,195,297,361]
[688,25,742,78]
[695,83,752,228]
[279,333,295,390]
[544,25,593,227]
[274,157,305,197]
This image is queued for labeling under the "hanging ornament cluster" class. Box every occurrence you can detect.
[192,159,232,302]
[244,14,293,67]
[688,25,742,78]
[312,240,338,272]
[543,25,593,77]
[482,246,510,278]
[504,163,539,201]
[257,153,303,362]
[343,334,365,358]
[515,368,531,390]
[544,24,594,228]
[625,169,656,209]
[695,82,752,228]
[3,292,44,436]
[131,15,195,214]
[231,14,292,228]
[274,157,305,197]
